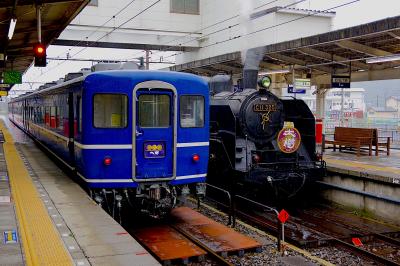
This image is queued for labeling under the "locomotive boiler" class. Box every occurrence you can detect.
[207,71,326,199]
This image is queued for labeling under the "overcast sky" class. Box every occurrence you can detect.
[13,0,400,94]
[297,0,400,29]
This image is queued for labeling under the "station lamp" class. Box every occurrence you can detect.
[34,43,47,67]
[8,18,17,40]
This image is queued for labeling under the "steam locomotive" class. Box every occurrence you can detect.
[207,70,326,199]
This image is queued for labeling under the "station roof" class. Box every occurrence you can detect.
[170,16,400,83]
[0,0,88,79]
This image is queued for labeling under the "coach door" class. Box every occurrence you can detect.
[133,81,177,181]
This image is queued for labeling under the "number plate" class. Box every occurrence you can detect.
[144,142,165,158]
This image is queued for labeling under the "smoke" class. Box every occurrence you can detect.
[238,0,255,66]
[243,47,267,70]
[238,0,266,70]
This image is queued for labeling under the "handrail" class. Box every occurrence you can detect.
[234,195,283,252]
[202,183,235,227]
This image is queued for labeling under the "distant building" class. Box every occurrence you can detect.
[283,87,366,118]
[386,96,400,114]
[367,107,398,119]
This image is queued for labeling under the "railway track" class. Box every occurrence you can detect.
[126,207,261,265]
[202,194,400,266]
[132,224,232,265]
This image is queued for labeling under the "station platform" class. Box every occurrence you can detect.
[323,149,400,184]
[0,119,160,266]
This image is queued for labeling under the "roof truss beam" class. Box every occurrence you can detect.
[387,31,400,40]
[0,0,83,8]
[268,53,332,73]
[212,63,242,73]
[336,40,392,57]
[298,47,368,70]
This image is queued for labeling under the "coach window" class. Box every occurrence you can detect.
[57,107,63,130]
[180,95,204,128]
[139,94,170,128]
[50,107,57,128]
[93,94,128,128]
[45,107,50,126]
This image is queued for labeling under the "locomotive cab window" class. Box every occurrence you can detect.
[93,94,128,128]
[139,94,170,128]
[180,95,204,128]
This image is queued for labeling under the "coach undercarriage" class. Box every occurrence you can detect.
[90,182,206,219]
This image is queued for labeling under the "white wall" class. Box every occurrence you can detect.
[59,0,333,65]
[177,0,334,64]
[60,0,202,48]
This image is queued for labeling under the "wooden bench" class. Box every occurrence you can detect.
[323,127,374,157]
[372,129,391,156]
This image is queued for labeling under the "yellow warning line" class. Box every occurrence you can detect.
[0,121,73,266]
[325,157,400,175]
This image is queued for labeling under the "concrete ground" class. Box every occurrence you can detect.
[324,148,400,181]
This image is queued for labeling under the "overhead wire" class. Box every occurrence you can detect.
[161,0,361,62]
[52,0,138,59]
[142,0,307,62]
[128,0,305,62]
[33,0,162,80]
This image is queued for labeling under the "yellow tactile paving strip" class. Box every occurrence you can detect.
[325,157,400,175]
[0,121,73,266]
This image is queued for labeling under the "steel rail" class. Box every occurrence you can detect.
[170,224,233,266]
[203,195,400,266]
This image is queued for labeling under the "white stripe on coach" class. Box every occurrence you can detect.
[26,123,208,150]
[77,173,206,183]
[175,173,207,180]
[74,143,132,149]
[176,142,209,148]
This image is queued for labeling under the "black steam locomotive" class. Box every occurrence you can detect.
[207,71,326,199]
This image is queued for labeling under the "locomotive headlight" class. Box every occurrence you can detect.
[258,76,272,89]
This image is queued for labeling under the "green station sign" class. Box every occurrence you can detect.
[3,71,22,84]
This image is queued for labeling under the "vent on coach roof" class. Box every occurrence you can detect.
[91,61,140,72]
[43,82,57,89]
[64,72,83,81]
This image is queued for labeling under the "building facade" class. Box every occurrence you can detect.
[280,87,366,119]
[58,0,335,65]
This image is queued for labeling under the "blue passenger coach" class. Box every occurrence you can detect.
[9,69,209,217]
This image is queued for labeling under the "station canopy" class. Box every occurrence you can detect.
[0,0,88,81]
[170,16,400,84]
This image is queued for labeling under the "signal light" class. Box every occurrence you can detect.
[103,157,112,166]
[252,154,261,164]
[192,154,200,162]
[34,43,47,67]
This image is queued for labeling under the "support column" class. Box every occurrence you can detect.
[270,74,282,97]
[316,84,329,121]
[145,50,150,70]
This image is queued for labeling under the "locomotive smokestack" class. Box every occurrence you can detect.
[243,47,266,89]
[243,69,258,89]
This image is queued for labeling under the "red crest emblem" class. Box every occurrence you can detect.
[277,123,301,153]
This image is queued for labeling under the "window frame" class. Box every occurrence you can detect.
[92,93,129,129]
[138,93,171,129]
[179,94,205,128]
[170,0,200,15]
